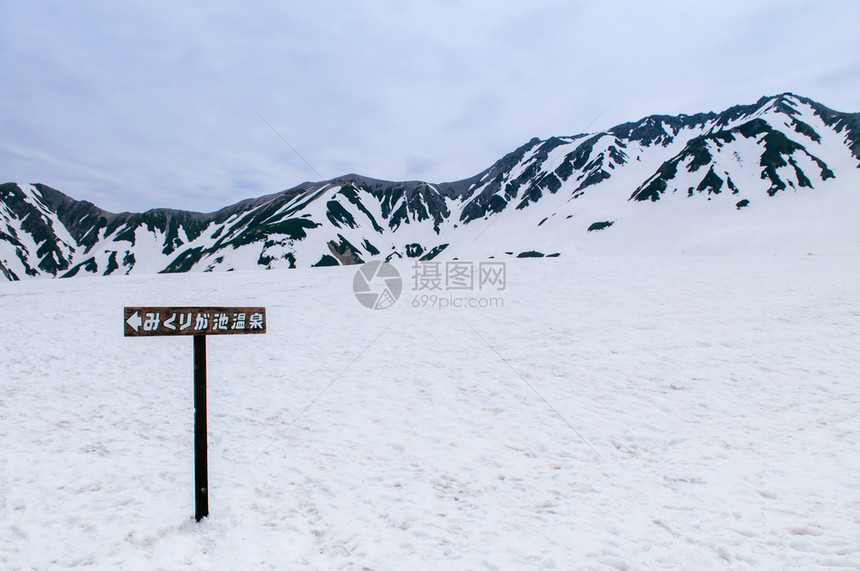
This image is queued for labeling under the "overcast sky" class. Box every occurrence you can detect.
[2,1,859,213]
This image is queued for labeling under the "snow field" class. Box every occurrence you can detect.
[1,256,859,569]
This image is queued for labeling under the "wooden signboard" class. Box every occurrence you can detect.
[124,306,267,522]
[124,306,266,337]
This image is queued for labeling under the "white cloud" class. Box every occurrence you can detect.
[1,0,858,212]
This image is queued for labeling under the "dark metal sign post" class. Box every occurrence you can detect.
[193,334,208,521]
[124,306,267,522]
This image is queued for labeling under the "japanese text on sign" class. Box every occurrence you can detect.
[124,307,267,336]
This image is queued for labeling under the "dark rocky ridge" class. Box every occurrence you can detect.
[3,93,858,280]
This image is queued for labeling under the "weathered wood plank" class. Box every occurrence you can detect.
[124,306,266,336]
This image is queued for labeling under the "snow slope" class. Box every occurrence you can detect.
[1,256,859,569]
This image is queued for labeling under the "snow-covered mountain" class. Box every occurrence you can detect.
[2,93,859,280]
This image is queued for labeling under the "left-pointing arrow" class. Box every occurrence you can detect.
[127,311,142,332]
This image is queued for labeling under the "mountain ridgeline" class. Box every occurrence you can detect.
[2,93,859,280]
